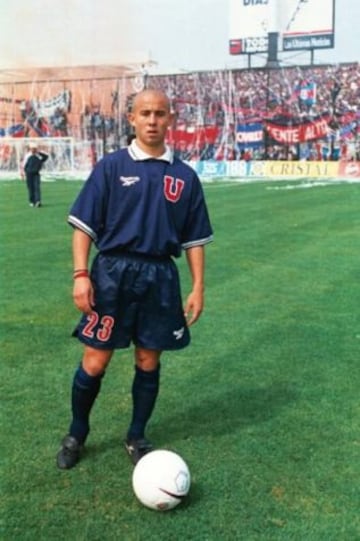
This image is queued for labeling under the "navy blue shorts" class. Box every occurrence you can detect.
[73,252,190,351]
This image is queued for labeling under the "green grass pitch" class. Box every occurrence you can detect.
[1,177,360,540]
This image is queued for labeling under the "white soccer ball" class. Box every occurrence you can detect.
[132,449,191,511]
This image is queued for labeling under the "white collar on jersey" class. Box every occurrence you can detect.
[128,139,173,164]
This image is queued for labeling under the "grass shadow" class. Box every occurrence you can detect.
[75,382,298,463]
[154,382,298,441]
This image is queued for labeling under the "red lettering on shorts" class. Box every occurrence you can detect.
[82,311,115,342]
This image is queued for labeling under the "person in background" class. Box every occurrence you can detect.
[56,89,213,470]
[21,142,48,207]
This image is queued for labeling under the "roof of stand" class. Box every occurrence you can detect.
[0,54,157,83]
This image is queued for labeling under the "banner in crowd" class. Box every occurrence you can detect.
[0,124,25,137]
[31,90,71,118]
[236,122,263,149]
[236,115,340,147]
[264,116,330,144]
[166,126,219,147]
[339,121,358,139]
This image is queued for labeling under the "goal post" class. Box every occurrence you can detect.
[0,137,103,179]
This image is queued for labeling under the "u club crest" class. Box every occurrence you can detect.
[163,175,185,202]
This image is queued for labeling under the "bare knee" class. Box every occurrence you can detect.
[82,346,113,376]
[134,348,161,371]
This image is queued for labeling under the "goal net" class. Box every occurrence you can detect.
[0,137,103,179]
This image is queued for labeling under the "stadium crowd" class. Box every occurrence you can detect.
[1,62,359,164]
[147,62,359,161]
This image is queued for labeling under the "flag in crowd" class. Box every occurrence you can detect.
[293,79,317,106]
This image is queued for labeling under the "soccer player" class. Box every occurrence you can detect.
[21,142,48,207]
[56,89,213,469]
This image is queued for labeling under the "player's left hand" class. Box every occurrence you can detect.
[184,290,204,326]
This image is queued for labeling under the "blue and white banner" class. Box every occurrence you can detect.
[31,90,71,118]
[236,122,263,149]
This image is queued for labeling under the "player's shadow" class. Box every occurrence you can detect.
[78,379,297,476]
[153,381,298,442]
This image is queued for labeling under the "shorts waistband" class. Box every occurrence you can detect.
[100,249,172,263]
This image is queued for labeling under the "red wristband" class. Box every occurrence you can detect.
[73,270,90,279]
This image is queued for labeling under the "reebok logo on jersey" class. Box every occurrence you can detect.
[173,327,185,340]
[119,176,140,186]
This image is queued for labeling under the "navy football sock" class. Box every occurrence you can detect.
[127,364,160,441]
[69,365,104,444]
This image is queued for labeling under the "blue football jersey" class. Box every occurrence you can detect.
[68,143,213,257]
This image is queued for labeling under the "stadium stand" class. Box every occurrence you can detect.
[0,62,359,177]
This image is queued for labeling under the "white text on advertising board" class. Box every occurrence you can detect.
[241,36,268,53]
[243,0,269,5]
